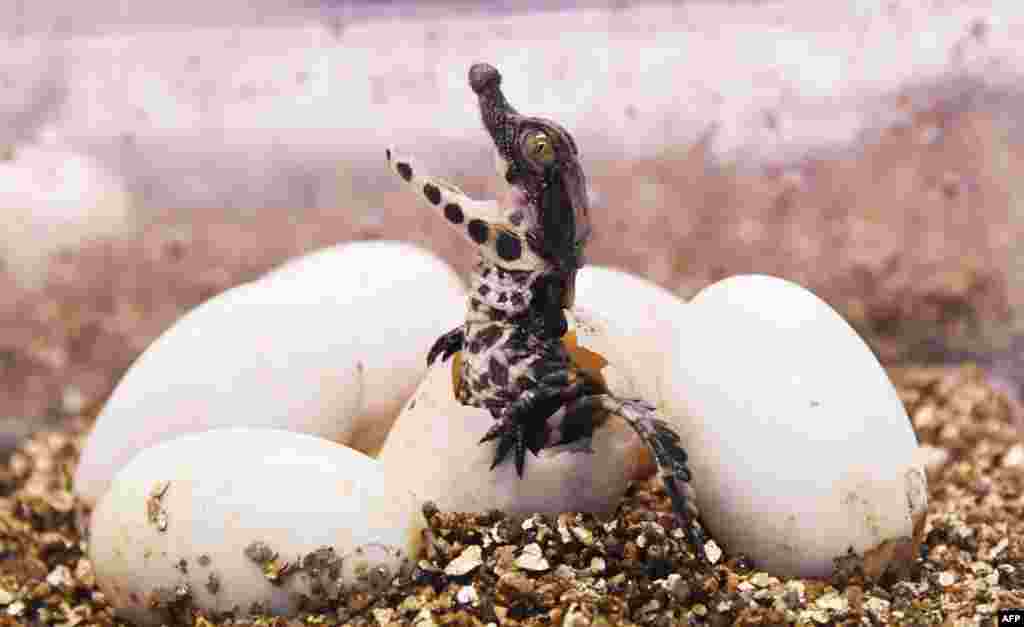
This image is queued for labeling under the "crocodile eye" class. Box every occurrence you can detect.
[522,131,555,166]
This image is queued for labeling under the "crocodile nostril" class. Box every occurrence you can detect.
[468,63,501,94]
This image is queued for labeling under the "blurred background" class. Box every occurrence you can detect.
[0,0,1021,445]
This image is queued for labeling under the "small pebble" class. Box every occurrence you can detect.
[864,597,890,620]
[45,565,73,590]
[1002,443,1024,468]
[557,522,572,544]
[61,386,87,415]
[372,608,395,625]
[846,585,864,610]
[571,526,594,546]
[806,608,829,624]
[553,564,576,580]
[456,585,478,605]
[515,543,550,572]
[783,581,805,608]
[704,540,722,564]
[815,591,848,612]
[414,608,438,627]
[989,538,1009,560]
[666,574,691,603]
[500,572,535,596]
[916,444,950,473]
[444,546,483,576]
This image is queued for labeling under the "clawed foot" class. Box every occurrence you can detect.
[479,370,583,477]
[427,326,465,366]
[479,418,546,477]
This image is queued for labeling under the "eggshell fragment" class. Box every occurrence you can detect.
[74,240,465,506]
[574,265,688,405]
[89,428,424,626]
[663,274,927,579]
[378,308,655,517]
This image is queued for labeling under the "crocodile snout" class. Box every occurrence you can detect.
[468,63,501,94]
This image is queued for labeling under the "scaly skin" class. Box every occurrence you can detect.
[386,63,706,558]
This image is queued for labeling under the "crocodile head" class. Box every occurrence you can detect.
[386,63,590,286]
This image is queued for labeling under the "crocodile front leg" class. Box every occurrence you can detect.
[478,367,589,476]
[427,326,465,366]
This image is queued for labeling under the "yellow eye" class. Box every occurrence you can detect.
[524,131,555,165]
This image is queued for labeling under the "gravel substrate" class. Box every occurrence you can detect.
[0,364,1018,626]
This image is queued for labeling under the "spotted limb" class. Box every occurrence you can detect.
[385,149,545,273]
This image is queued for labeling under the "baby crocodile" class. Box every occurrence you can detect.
[386,62,705,557]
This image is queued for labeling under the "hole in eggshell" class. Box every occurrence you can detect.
[446,316,652,480]
[561,328,610,389]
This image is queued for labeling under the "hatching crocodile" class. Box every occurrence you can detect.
[386,62,706,557]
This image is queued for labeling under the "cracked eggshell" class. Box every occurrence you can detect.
[89,428,423,627]
[75,240,465,505]
[377,308,655,517]
[663,274,927,579]
[575,265,688,406]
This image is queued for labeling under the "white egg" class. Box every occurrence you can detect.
[75,241,465,505]
[258,240,466,430]
[574,265,688,405]
[89,428,424,626]
[0,143,133,287]
[663,274,927,579]
[377,308,657,517]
